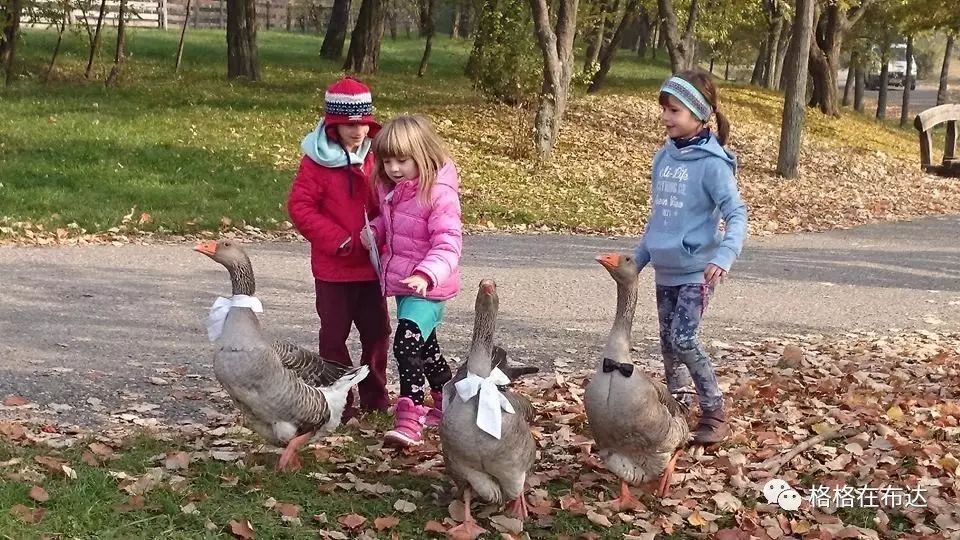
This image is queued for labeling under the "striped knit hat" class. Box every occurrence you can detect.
[323,77,381,137]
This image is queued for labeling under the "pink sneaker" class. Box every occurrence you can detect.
[424,390,443,427]
[384,397,428,447]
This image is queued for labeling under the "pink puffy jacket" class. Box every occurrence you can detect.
[369,160,463,301]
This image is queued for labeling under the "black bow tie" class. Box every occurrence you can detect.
[602,357,634,377]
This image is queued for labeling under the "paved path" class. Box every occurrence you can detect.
[2,215,959,425]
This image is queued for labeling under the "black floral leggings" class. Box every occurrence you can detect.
[393,319,453,405]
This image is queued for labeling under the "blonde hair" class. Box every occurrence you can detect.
[372,114,450,205]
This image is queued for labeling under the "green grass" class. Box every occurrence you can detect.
[0,427,685,539]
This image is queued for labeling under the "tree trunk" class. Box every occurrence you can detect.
[842,50,856,106]
[583,0,608,71]
[175,0,193,73]
[807,0,874,116]
[938,33,955,106]
[764,13,783,88]
[900,36,913,127]
[105,0,127,87]
[343,0,384,74]
[84,0,108,79]
[44,9,68,83]
[460,0,474,38]
[465,0,496,78]
[528,0,578,159]
[2,0,21,86]
[709,56,714,73]
[751,39,767,85]
[634,11,651,56]
[226,0,260,80]
[854,63,864,112]
[774,24,790,89]
[588,0,638,93]
[776,0,815,179]
[450,0,461,37]
[876,46,889,120]
[321,0,351,59]
[417,0,436,76]
[417,0,430,36]
[656,0,699,72]
[725,58,729,80]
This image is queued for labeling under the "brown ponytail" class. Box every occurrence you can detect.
[666,69,730,146]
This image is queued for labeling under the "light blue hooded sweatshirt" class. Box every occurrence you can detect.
[634,133,748,286]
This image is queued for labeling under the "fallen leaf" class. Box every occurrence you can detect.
[490,514,524,533]
[116,495,146,512]
[0,422,26,440]
[81,452,100,467]
[61,465,77,480]
[28,486,49,502]
[229,519,256,539]
[274,503,300,518]
[586,511,612,528]
[886,405,905,422]
[688,510,709,528]
[424,520,447,533]
[88,443,114,457]
[374,516,401,530]
[163,451,190,470]
[181,502,199,515]
[712,492,743,512]
[319,531,348,540]
[715,529,751,540]
[394,499,417,513]
[33,455,68,474]
[3,395,28,406]
[9,504,44,523]
[338,513,367,530]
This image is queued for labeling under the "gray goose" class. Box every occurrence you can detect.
[195,239,369,471]
[440,279,537,537]
[583,253,689,508]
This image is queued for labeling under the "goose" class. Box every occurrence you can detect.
[195,239,369,471]
[440,279,537,537]
[583,253,689,509]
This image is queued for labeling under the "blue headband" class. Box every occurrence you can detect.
[660,76,713,121]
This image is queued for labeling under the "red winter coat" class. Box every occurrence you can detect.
[287,154,381,282]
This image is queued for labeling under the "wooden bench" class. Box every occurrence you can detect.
[914,104,960,178]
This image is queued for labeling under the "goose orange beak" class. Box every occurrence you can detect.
[480,279,496,295]
[596,253,620,270]
[194,240,218,257]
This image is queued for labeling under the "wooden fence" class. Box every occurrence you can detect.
[22,0,336,33]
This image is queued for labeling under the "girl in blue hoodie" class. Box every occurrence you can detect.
[634,70,748,445]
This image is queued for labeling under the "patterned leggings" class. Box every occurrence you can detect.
[394,319,453,405]
[656,283,723,412]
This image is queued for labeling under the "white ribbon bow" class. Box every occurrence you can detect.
[454,367,515,439]
[206,295,263,342]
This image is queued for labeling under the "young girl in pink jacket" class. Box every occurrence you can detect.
[361,114,463,447]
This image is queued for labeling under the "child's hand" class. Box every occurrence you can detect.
[704,263,726,286]
[401,274,429,295]
[360,226,372,249]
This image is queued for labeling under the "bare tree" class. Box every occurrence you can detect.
[763,0,784,89]
[875,42,890,119]
[937,33,955,106]
[2,0,22,85]
[105,0,128,86]
[528,0,578,158]
[842,50,857,106]
[588,0,639,93]
[227,0,260,80]
[85,0,108,79]
[45,0,70,83]
[175,0,193,73]
[418,0,437,76]
[776,0,815,179]
[899,35,912,126]
[343,0,384,73]
[321,0,352,59]
[656,0,699,72]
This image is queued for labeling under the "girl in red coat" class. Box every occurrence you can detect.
[287,77,391,417]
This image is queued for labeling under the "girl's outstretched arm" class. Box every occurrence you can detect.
[703,160,748,271]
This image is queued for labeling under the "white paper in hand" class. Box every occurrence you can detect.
[363,211,381,278]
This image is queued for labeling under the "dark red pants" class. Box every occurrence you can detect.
[315,280,391,413]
